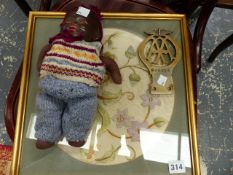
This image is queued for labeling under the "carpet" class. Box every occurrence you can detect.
[0,145,12,175]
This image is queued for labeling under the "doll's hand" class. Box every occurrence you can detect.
[100,56,122,84]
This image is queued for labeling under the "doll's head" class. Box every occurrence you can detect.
[60,6,103,42]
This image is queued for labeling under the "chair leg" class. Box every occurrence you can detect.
[193,0,217,73]
[4,64,22,141]
[14,0,32,17]
[208,33,233,62]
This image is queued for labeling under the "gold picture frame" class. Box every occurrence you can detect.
[11,12,199,175]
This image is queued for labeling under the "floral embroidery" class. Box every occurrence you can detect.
[112,109,134,128]
[140,90,161,109]
[127,121,148,142]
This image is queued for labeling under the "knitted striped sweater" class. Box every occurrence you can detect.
[40,39,105,87]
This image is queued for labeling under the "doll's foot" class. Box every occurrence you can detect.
[36,140,55,149]
[68,140,85,147]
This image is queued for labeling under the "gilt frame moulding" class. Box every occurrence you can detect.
[11,11,200,175]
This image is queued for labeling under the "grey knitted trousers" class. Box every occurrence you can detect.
[35,75,97,142]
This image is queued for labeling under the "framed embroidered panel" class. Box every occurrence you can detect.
[11,12,199,175]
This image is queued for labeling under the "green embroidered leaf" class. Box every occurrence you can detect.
[98,88,122,105]
[125,45,136,59]
[95,145,118,162]
[95,110,102,124]
[107,39,113,47]
[102,89,122,99]
[129,72,141,82]
[102,51,117,60]
[104,33,118,49]
[96,104,111,136]
[153,117,166,128]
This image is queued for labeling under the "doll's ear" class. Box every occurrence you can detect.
[85,11,103,42]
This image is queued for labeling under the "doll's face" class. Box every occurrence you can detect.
[61,13,88,37]
[61,11,102,42]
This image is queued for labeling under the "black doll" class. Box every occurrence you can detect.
[35,6,121,149]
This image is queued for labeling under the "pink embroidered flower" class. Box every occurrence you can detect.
[112,109,133,128]
[140,90,161,109]
[127,121,148,142]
